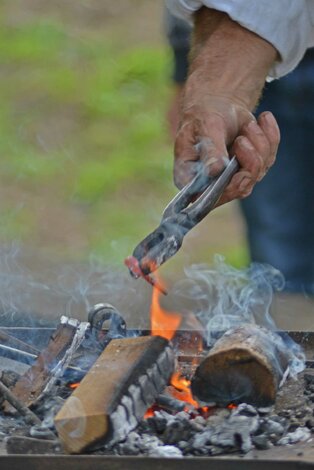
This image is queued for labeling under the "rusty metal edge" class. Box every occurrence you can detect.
[0,455,314,470]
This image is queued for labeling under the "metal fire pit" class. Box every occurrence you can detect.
[0,327,314,469]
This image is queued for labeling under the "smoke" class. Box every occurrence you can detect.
[172,255,305,377]
[0,242,151,330]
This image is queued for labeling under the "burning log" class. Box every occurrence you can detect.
[191,324,290,407]
[4,317,89,411]
[54,335,175,454]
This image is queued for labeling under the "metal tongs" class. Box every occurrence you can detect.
[125,156,239,294]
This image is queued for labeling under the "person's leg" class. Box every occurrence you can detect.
[240,119,314,294]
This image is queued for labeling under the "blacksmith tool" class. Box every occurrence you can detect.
[125,156,239,294]
[88,303,127,348]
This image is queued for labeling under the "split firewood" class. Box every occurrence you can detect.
[0,329,40,355]
[191,324,290,407]
[4,317,89,411]
[54,335,175,454]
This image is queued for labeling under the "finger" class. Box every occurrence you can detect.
[174,120,199,189]
[257,111,280,172]
[241,120,270,180]
[174,115,228,189]
[221,135,263,203]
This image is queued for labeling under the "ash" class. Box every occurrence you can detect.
[1,370,314,458]
[102,372,314,458]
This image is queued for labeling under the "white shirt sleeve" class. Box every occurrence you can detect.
[166,0,314,78]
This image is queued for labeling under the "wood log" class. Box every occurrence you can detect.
[191,324,290,407]
[54,335,175,454]
[5,317,88,410]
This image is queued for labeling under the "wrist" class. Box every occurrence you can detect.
[188,8,277,110]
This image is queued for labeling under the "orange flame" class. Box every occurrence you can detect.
[149,273,202,411]
[170,372,199,408]
[150,275,182,341]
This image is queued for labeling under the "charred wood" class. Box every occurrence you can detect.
[4,317,89,410]
[0,374,41,426]
[191,324,290,407]
[54,335,175,454]
[155,393,186,413]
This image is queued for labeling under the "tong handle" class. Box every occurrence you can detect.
[162,167,212,219]
[186,156,239,223]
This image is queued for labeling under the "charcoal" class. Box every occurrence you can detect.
[155,394,185,413]
[304,370,314,385]
[234,403,258,417]
[193,415,206,426]
[162,420,190,444]
[117,443,139,456]
[148,445,183,458]
[191,429,212,448]
[278,409,292,419]
[206,408,230,426]
[257,406,273,415]
[296,409,308,419]
[208,445,227,456]
[252,434,272,450]
[190,420,206,432]
[305,418,314,430]
[177,440,189,450]
[263,419,285,436]
[288,422,301,432]
[278,426,311,445]
[147,416,168,434]
[175,410,191,421]
[29,424,56,439]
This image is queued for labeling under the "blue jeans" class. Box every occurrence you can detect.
[240,71,314,295]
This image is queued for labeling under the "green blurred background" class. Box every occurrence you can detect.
[0,0,247,276]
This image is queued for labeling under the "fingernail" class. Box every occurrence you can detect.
[247,120,262,134]
[262,112,275,126]
[239,176,252,192]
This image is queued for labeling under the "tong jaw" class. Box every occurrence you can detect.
[125,157,239,290]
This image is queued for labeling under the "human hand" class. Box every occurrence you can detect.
[173,7,279,205]
[174,94,280,205]
[167,85,185,140]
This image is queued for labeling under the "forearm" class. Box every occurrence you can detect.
[187,7,277,110]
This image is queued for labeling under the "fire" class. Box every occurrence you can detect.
[149,275,200,408]
[150,275,182,341]
[170,372,199,408]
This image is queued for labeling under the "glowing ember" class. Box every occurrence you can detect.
[150,275,181,341]
[144,406,156,419]
[227,403,237,410]
[68,382,80,389]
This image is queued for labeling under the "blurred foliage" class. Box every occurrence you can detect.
[0,3,246,268]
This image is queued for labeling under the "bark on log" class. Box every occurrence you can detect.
[191,324,290,407]
[54,335,175,454]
